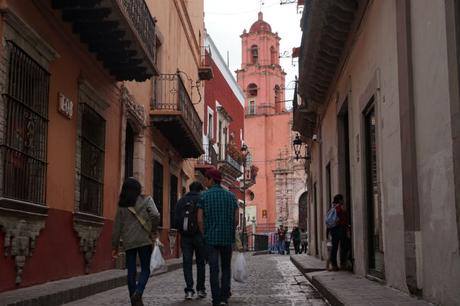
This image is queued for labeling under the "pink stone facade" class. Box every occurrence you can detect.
[237,13,291,232]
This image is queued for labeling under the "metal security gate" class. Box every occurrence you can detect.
[1,41,49,205]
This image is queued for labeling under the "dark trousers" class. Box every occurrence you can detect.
[181,234,206,293]
[284,241,291,254]
[125,244,153,297]
[330,225,347,268]
[301,242,308,253]
[293,241,301,254]
[206,244,232,305]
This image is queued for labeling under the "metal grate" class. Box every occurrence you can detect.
[118,0,156,63]
[1,41,49,204]
[152,74,203,145]
[79,104,105,215]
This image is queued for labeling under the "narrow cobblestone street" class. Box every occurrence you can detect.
[64,254,327,306]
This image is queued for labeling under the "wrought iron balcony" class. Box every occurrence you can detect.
[151,74,204,158]
[218,153,242,186]
[197,144,218,166]
[52,0,157,81]
[199,46,213,80]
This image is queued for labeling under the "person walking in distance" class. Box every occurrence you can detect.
[277,225,286,255]
[300,228,308,254]
[328,194,348,271]
[112,177,160,306]
[173,181,207,300]
[292,227,301,254]
[197,168,239,306]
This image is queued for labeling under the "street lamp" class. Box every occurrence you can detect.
[293,134,310,161]
[241,143,249,250]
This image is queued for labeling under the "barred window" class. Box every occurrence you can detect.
[79,104,105,215]
[1,41,49,204]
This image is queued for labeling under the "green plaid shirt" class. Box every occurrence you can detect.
[197,184,238,246]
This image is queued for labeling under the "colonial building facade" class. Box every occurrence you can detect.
[0,0,207,292]
[237,12,302,232]
[295,0,460,305]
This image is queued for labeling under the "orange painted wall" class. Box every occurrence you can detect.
[7,1,122,219]
[245,112,291,228]
[0,1,122,291]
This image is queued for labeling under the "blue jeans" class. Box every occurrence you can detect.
[277,240,285,254]
[125,244,153,297]
[206,244,232,305]
[181,234,206,293]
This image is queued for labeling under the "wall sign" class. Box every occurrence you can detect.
[58,92,73,119]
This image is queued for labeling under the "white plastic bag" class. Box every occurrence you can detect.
[232,252,247,283]
[150,239,167,274]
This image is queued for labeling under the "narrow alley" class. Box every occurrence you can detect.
[63,255,327,306]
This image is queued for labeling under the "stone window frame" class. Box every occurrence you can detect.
[72,79,109,273]
[119,85,146,188]
[74,79,109,218]
[0,8,59,285]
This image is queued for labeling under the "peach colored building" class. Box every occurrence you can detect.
[0,0,207,293]
[236,13,293,232]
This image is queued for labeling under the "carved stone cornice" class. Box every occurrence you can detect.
[0,208,46,284]
[73,212,104,274]
[120,84,146,133]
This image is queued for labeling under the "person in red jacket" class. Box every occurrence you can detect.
[330,194,348,271]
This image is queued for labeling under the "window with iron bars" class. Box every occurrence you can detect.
[1,41,49,205]
[79,104,105,215]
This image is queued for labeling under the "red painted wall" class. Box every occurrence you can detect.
[204,53,244,149]
[0,209,114,292]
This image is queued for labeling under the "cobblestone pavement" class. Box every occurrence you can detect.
[64,254,328,306]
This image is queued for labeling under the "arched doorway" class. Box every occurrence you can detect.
[298,191,308,230]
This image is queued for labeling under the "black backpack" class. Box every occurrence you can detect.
[181,199,198,235]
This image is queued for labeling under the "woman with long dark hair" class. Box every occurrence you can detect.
[112,177,160,306]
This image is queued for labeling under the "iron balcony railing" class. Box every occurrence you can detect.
[198,144,218,165]
[117,0,156,65]
[152,74,203,146]
[52,0,157,81]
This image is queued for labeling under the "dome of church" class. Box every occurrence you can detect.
[249,12,272,33]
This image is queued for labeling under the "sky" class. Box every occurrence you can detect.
[203,0,303,107]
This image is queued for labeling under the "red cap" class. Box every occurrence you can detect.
[205,168,222,183]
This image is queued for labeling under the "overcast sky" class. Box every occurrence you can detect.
[204,0,303,106]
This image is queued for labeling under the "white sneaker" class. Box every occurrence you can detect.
[185,292,194,300]
[197,290,207,298]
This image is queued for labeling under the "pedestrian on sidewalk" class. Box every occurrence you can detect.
[300,228,308,254]
[277,225,286,255]
[172,181,207,300]
[112,177,160,306]
[292,227,301,254]
[197,168,239,306]
[285,229,291,255]
[328,194,348,271]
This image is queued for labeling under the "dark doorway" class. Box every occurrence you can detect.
[169,174,178,227]
[338,100,353,268]
[298,192,308,230]
[364,101,385,279]
[124,123,134,180]
[153,161,164,227]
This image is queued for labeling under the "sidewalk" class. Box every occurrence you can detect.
[0,258,183,306]
[290,254,434,306]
